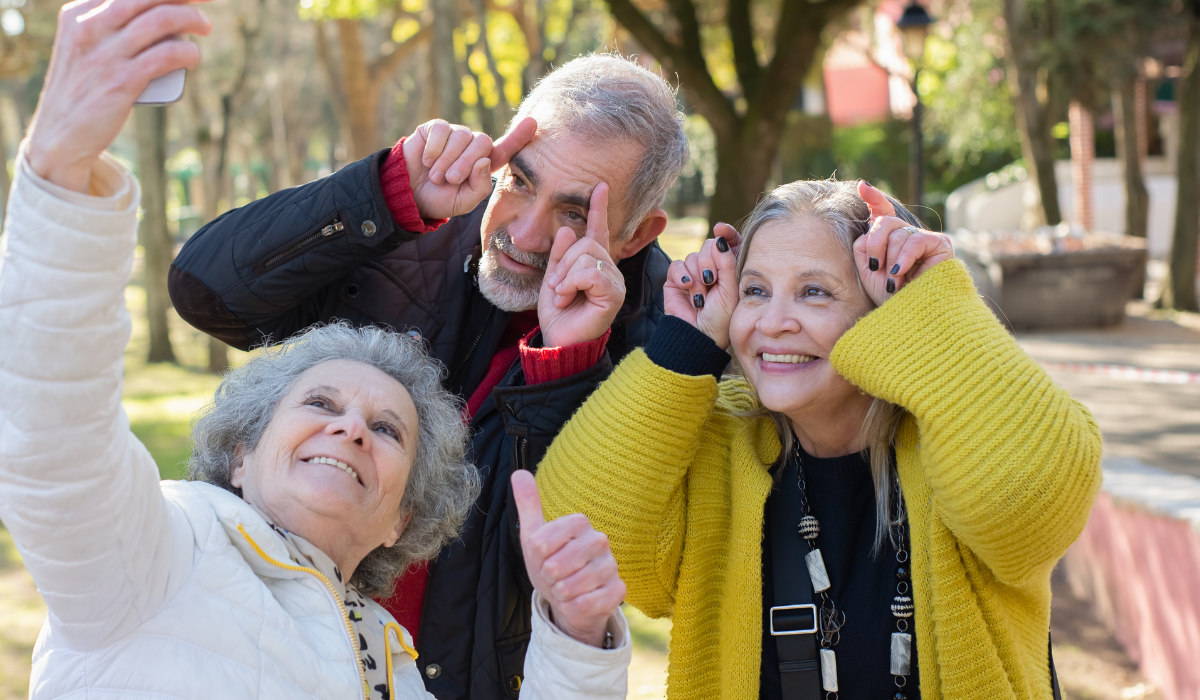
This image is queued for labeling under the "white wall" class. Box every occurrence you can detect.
[946,157,1177,259]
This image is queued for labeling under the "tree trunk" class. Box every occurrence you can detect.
[1113,73,1149,239]
[1165,5,1200,312]
[134,106,178,364]
[336,20,382,159]
[432,0,463,123]
[1068,101,1094,231]
[1003,0,1062,228]
[708,129,777,230]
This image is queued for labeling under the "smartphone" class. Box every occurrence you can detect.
[136,68,187,105]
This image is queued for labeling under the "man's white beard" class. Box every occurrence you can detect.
[477,246,543,312]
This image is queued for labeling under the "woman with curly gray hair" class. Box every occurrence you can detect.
[0,2,631,699]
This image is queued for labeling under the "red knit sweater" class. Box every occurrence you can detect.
[374,138,609,640]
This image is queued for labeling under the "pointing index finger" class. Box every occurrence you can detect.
[586,182,611,252]
[490,117,537,173]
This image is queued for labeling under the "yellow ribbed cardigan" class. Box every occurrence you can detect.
[537,260,1102,700]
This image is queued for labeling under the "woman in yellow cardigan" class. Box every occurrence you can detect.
[534,180,1101,700]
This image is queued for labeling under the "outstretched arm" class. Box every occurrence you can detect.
[0,0,210,650]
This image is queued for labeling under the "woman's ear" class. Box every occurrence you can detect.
[384,511,413,548]
[229,445,248,488]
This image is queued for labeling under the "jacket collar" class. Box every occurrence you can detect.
[168,481,315,582]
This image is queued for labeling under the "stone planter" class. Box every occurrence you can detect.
[995,247,1147,330]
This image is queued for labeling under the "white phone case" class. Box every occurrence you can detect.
[136,68,187,105]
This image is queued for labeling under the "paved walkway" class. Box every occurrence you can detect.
[1017,308,1200,477]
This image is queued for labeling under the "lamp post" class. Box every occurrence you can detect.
[897,1,934,211]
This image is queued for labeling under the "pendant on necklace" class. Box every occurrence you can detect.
[819,648,839,692]
[804,548,831,592]
[890,632,912,676]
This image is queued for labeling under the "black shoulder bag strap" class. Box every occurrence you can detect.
[767,459,824,700]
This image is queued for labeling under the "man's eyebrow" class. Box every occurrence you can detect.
[510,154,539,189]
[553,191,591,210]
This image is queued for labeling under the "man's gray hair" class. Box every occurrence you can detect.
[187,323,479,598]
[513,53,689,238]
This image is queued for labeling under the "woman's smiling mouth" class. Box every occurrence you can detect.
[304,456,361,485]
[761,352,817,364]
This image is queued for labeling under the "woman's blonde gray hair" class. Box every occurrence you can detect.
[187,323,479,598]
[731,179,923,551]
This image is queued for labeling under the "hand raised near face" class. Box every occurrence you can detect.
[401,117,537,220]
[664,223,741,350]
[537,182,627,348]
[854,181,954,307]
[26,0,213,193]
[512,470,626,648]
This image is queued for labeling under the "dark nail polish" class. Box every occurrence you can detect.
[715,237,730,253]
[681,275,690,284]
[702,270,714,285]
[869,257,879,272]
[891,264,900,275]
[886,278,896,294]
[693,294,705,309]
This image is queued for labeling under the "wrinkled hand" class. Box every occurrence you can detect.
[537,183,626,348]
[25,0,212,192]
[402,117,537,220]
[512,471,625,648]
[664,223,740,349]
[854,182,954,307]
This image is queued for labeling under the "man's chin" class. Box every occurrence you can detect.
[478,271,540,312]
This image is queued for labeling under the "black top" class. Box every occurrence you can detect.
[639,316,921,700]
[760,445,919,700]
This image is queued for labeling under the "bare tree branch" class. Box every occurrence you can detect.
[369,25,433,86]
[603,0,737,134]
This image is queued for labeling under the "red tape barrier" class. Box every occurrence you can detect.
[1041,361,1200,385]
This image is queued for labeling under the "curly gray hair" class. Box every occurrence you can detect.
[187,323,479,598]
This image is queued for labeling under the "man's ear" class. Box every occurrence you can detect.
[613,208,668,261]
[384,511,413,548]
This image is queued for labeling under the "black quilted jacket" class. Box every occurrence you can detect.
[168,148,669,700]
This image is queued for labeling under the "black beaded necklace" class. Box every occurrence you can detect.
[790,440,916,700]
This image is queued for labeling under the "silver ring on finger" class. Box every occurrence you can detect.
[596,260,603,272]
[903,226,919,235]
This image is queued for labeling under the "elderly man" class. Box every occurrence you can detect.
[170,55,689,700]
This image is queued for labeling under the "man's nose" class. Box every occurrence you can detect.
[506,207,555,255]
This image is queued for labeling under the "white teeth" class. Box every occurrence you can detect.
[761,352,817,364]
[307,456,359,483]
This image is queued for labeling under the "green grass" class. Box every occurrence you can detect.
[121,284,249,480]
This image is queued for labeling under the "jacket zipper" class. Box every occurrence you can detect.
[256,218,345,273]
[237,524,370,700]
[383,621,419,700]
[449,305,497,390]
[507,355,529,472]
[513,436,529,472]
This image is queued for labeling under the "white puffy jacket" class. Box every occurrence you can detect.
[0,152,631,700]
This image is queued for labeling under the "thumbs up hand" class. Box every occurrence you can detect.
[512,470,626,648]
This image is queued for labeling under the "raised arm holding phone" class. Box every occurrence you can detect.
[0,1,633,698]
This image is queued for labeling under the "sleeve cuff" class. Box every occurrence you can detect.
[520,328,611,385]
[379,137,449,234]
[644,315,730,381]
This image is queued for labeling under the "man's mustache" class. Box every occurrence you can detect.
[490,228,549,271]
